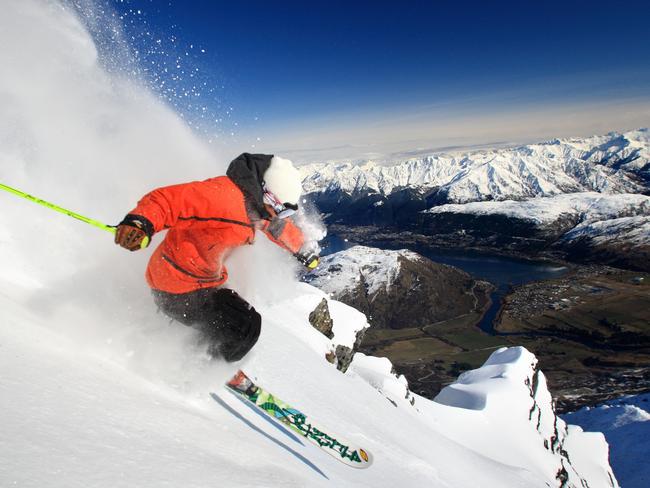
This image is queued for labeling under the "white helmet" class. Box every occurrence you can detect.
[263,156,302,207]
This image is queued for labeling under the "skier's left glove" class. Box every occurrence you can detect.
[296,251,320,270]
[115,214,153,251]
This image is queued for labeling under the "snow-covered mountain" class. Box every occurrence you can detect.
[306,245,423,296]
[304,245,488,330]
[425,192,650,227]
[301,129,650,203]
[561,215,650,249]
[558,215,650,270]
[0,2,623,486]
[562,393,650,488]
[421,192,650,270]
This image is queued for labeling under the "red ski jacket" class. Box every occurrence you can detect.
[127,175,305,294]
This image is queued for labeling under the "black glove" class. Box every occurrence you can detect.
[296,251,320,270]
[114,214,153,251]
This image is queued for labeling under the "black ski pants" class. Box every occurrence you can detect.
[152,287,261,362]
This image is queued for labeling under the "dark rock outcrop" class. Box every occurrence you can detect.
[308,298,334,339]
[334,345,355,374]
[307,296,368,374]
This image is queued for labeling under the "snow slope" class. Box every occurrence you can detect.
[562,393,650,488]
[425,192,650,226]
[423,193,650,255]
[304,245,422,296]
[0,2,618,487]
[561,215,650,248]
[432,347,617,488]
[0,264,618,488]
[301,129,649,203]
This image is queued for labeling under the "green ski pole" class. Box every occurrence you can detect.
[0,182,149,248]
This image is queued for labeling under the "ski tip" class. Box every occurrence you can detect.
[349,447,374,469]
[359,448,372,464]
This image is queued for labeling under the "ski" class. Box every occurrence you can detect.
[225,370,373,469]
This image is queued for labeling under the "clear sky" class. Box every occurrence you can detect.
[108,0,650,162]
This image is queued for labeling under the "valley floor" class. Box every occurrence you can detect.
[357,256,650,412]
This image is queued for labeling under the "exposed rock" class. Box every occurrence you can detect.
[308,296,368,373]
[335,345,355,373]
[308,298,334,339]
[333,322,367,373]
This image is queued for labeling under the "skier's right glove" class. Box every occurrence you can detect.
[114,214,153,251]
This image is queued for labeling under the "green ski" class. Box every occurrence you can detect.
[225,370,373,469]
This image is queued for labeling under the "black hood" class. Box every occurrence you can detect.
[226,153,274,218]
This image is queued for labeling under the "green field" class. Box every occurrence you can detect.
[359,267,650,411]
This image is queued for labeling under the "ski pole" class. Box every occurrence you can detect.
[0,182,149,248]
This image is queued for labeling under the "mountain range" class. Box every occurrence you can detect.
[301,129,650,270]
[301,128,649,203]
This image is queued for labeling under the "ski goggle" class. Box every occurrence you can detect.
[263,186,298,219]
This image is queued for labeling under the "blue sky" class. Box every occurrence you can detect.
[109,0,650,161]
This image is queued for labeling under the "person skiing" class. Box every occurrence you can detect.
[114,153,319,362]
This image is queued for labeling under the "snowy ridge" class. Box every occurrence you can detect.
[562,393,650,488]
[433,347,617,488]
[423,193,650,254]
[425,192,650,226]
[348,353,411,406]
[305,245,422,296]
[301,129,649,203]
[561,215,650,248]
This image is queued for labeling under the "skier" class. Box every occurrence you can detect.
[114,153,319,362]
